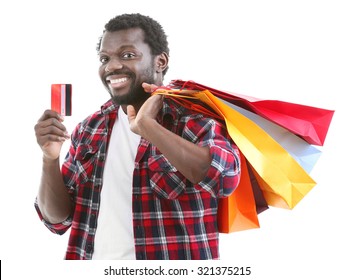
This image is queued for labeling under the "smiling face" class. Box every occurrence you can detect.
[98,28,162,106]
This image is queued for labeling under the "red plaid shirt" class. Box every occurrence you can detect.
[35,97,240,260]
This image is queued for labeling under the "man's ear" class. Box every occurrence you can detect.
[155,52,169,73]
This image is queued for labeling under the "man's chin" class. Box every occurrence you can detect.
[111,95,129,105]
[108,82,151,105]
[111,94,149,106]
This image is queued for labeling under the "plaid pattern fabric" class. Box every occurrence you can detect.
[35,97,240,260]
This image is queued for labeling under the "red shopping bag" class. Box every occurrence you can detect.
[169,80,334,146]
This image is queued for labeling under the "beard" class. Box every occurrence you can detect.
[109,65,156,106]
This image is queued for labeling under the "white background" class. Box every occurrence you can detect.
[1,0,353,279]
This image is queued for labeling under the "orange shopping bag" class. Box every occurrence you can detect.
[217,152,261,233]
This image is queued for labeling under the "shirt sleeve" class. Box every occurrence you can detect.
[184,115,241,198]
[34,198,73,235]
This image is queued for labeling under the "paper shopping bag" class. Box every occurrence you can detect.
[157,90,322,174]
[218,152,261,233]
[169,80,335,146]
[154,89,317,209]
[220,98,323,174]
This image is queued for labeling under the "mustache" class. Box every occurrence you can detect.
[104,69,134,80]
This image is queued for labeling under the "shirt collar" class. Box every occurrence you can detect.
[100,99,118,115]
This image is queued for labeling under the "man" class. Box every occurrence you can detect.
[34,13,240,260]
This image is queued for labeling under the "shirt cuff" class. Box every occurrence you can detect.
[196,145,240,198]
[34,198,72,235]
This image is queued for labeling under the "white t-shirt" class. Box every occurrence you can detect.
[92,107,140,260]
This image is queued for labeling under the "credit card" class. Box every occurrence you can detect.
[51,84,72,116]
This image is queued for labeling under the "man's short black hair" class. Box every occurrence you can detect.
[97,13,170,76]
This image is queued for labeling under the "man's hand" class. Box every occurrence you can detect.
[34,110,70,160]
[127,83,163,136]
[126,82,212,184]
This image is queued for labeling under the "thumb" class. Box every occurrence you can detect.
[127,105,141,135]
[126,105,136,124]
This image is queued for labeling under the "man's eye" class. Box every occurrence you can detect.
[99,56,108,63]
[122,53,136,59]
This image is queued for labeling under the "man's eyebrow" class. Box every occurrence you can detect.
[99,45,139,54]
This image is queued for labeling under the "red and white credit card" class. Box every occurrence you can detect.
[51,84,72,116]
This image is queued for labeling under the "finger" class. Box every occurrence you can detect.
[38,135,68,149]
[38,109,64,122]
[126,105,136,122]
[154,94,164,102]
[142,82,158,93]
[149,93,164,103]
[36,117,68,133]
[153,88,198,98]
[37,125,70,139]
[34,119,69,144]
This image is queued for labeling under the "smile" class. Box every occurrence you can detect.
[106,75,131,90]
[109,77,129,84]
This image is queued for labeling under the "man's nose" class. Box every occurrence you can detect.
[105,58,123,73]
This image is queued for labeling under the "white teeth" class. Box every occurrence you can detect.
[109,77,128,84]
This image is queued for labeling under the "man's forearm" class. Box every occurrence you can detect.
[37,157,73,224]
[139,118,211,184]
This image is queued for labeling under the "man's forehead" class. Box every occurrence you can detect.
[99,28,148,53]
[102,28,145,43]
